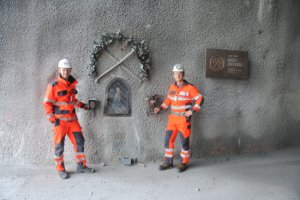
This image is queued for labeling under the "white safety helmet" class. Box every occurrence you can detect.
[58,58,72,69]
[172,64,184,72]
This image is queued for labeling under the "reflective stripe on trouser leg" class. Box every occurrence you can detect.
[54,143,65,171]
[68,130,86,167]
[179,132,190,164]
[54,155,65,172]
[164,130,178,164]
[75,152,87,166]
[180,149,190,164]
[53,123,66,172]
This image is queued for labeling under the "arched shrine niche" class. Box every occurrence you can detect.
[104,78,131,116]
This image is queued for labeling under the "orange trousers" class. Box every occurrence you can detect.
[53,119,87,172]
[164,115,191,164]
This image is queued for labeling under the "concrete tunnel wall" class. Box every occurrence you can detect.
[0,0,300,166]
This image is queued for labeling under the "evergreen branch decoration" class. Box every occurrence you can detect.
[87,31,151,80]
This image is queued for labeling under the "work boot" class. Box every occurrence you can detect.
[159,162,173,170]
[76,163,96,173]
[177,163,187,172]
[58,170,69,179]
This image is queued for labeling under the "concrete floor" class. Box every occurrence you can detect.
[0,148,299,200]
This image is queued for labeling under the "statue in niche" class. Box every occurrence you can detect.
[112,87,122,106]
[104,78,131,116]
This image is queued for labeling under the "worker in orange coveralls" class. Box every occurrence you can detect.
[43,58,95,179]
[154,64,204,172]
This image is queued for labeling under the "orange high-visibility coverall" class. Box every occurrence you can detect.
[161,80,204,164]
[43,75,87,172]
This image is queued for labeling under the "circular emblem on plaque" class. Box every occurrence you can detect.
[210,56,225,71]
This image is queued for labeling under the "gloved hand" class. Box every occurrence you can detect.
[83,104,89,110]
[50,117,60,126]
[185,110,193,117]
[49,115,58,124]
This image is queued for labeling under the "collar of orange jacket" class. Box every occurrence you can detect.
[173,79,188,88]
[58,75,77,86]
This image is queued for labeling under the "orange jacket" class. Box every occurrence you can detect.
[43,75,85,122]
[161,80,203,115]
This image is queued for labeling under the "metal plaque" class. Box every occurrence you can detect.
[104,78,131,116]
[206,48,249,79]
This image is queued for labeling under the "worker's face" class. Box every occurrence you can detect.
[59,67,72,79]
[173,72,184,82]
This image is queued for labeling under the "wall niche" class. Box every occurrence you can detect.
[104,78,131,116]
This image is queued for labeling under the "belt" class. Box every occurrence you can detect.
[57,116,78,121]
[170,112,186,116]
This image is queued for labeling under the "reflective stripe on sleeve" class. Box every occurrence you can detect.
[73,101,80,106]
[47,113,55,117]
[193,94,202,101]
[193,104,200,109]
[168,95,175,100]
[47,113,55,120]
[43,98,55,103]
[161,103,168,109]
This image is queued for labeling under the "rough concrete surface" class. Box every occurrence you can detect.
[0,147,299,200]
[0,0,300,166]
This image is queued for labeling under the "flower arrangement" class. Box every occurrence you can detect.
[146,94,164,116]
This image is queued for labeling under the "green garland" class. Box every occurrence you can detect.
[87,31,151,80]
